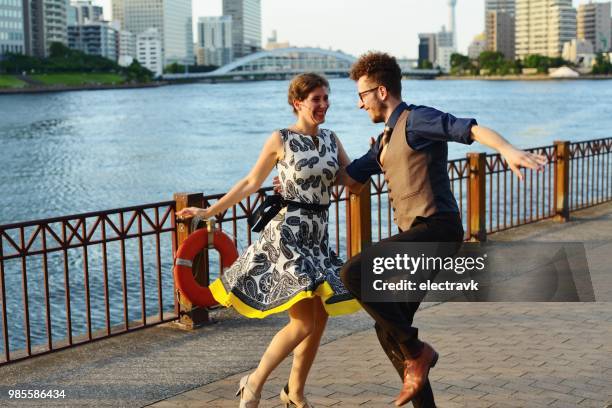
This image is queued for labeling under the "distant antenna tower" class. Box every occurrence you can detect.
[448,0,457,50]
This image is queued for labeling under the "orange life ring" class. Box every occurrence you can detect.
[173,227,238,308]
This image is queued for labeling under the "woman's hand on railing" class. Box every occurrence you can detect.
[500,147,548,180]
[176,207,211,220]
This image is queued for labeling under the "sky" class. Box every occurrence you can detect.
[99,0,598,58]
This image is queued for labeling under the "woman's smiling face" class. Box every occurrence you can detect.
[295,86,330,125]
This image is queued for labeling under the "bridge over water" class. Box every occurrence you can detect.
[162,47,441,81]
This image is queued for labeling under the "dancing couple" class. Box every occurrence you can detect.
[176,52,546,408]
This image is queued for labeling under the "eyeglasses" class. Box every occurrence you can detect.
[358,86,380,102]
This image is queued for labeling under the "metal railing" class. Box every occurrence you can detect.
[1,137,610,366]
[568,138,612,211]
[0,202,178,365]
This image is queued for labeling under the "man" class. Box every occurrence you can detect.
[338,52,547,407]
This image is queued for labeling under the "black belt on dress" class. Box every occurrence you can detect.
[248,194,330,233]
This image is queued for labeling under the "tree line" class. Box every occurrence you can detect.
[0,43,153,82]
[448,51,611,76]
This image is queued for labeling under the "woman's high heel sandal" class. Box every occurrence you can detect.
[235,374,260,408]
[280,383,314,408]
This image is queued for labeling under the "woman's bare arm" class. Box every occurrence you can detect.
[176,131,283,219]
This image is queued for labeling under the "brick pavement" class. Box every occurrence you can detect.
[150,303,612,407]
[151,202,612,407]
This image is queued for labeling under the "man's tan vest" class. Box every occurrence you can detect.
[379,110,438,231]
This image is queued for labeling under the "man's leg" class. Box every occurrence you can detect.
[342,215,463,352]
[341,213,463,406]
[375,323,436,408]
[342,248,418,341]
[341,220,437,355]
[374,323,404,377]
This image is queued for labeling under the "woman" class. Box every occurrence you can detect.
[176,73,360,408]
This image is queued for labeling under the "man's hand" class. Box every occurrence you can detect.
[500,147,548,180]
[470,125,548,180]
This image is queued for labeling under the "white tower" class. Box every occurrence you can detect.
[448,0,457,51]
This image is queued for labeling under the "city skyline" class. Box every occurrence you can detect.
[96,0,599,58]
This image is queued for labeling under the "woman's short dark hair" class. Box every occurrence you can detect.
[349,52,402,98]
[288,73,330,113]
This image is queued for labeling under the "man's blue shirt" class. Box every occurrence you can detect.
[346,104,477,183]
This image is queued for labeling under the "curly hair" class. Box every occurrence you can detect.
[288,73,329,114]
[349,52,402,98]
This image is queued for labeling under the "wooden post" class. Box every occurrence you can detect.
[554,141,570,222]
[346,181,372,258]
[467,153,487,242]
[172,192,210,329]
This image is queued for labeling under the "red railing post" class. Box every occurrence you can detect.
[467,152,487,242]
[553,141,570,222]
[346,181,372,258]
[173,192,210,329]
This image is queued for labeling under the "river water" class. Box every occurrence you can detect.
[1,78,611,225]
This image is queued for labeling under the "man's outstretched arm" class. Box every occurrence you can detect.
[470,125,548,180]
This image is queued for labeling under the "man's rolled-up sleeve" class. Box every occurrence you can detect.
[408,106,477,146]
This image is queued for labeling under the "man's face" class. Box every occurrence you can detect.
[356,76,386,123]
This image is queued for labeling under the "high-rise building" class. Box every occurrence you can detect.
[418,33,437,67]
[448,0,457,51]
[485,0,516,17]
[197,16,232,66]
[118,29,135,65]
[137,27,162,76]
[486,10,516,59]
[111,0,123,28]
[21,0,31,55]
[577,1,611,53]
[108,20,135,66]
[515,0,576,59]
[112,0,193,66]
[0,0,25,56]
[485,0,515,60]
[29,0,69,57]
[70,0,103,25]
[222,0,261,58]
[68,22,117,60]
[436,27,454,72]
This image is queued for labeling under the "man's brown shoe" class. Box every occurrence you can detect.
[394,342,438,406]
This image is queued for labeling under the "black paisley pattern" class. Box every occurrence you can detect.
[220,128,353,313]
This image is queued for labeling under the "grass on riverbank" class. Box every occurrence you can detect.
[29,73,126,86]
[0,75,26,88]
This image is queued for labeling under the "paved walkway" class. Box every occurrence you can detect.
[152,303,612,408]
[2,202,612,407]
[150,202,612,408]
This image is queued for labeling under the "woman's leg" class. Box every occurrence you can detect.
[287,297,329,401]
[248,298,316,396]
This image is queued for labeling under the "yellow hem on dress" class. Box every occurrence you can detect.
[209,278,361,319]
